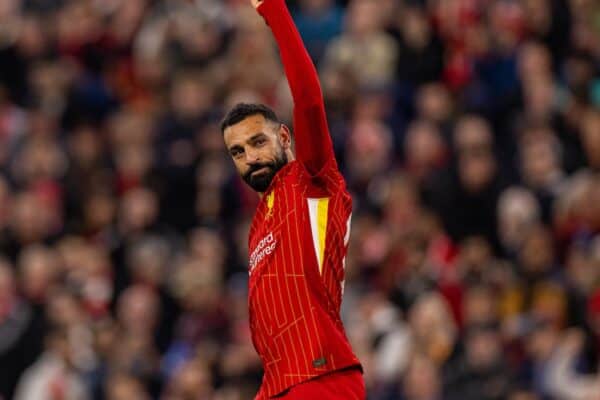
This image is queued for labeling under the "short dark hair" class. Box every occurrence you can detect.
[220,103,280,133]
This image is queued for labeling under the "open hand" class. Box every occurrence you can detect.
[250,0,264,9]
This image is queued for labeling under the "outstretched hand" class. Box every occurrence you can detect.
[250,0,264,9]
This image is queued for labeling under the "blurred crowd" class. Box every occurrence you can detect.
[0,0,599,399]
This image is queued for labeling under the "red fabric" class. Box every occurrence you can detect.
[258,0,334,176]
[249,160,361,399]
[274,368,365,399]
[249,1,361,397]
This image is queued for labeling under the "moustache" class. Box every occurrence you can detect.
[243,163,274,180]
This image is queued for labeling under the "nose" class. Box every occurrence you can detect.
[245,147,260,164]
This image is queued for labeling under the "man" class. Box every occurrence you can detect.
[221,0,364,398]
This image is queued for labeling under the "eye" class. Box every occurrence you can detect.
[255,138,266,146]
[231,149,244,158]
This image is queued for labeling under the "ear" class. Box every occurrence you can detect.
[278,124,292,150]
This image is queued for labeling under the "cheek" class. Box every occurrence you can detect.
[233,159,247,175]
[260,145,279,161]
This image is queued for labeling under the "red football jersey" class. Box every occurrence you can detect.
[248,0,362,398]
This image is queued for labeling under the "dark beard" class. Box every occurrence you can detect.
[242,151,288,193]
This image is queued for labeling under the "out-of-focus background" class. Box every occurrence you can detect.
[0,0,599,399]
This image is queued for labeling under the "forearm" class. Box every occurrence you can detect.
[257,0,333,174]
[258,0,322,109]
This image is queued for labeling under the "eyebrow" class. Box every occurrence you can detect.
[229,144,243,153]
[229,133,268,153]
[248,132,267,142]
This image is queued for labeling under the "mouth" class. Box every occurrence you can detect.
[251,167,270,176]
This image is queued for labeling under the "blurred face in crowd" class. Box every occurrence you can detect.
[347,0,382,36]
[523,77,555,119]
[172,257,223,312]
[519,225,554,277]
[299,0,334,14]
[83,191,116,232]
[455,116,497,193]
[465,326,502,369]
[189,228,225,267]
[10,191,53,243]
[165,360,213,400]
[117,285,160,336]
[562,173,596,224]
[524,0,552,34]
[16,16,46,58]
[565,241,598,293]
[518,42,552,83]
[224,114,292,193]
[119,188,158,233]
[93,318,118,358]
[47,290,84,327]
[401,7,432,49]
[18,245,59,303]
[0,0,18,19]
[581,110,600,168]
[109,111,152,148]
[383,174,420,229]
[520,129,562,188]
[404,120,446,180]
[402,355,441,400]
[353,91,392,121]
[196,155,229,189]
[463,286,497,326]
[170,75,213,120]
[11,193,44,242]
[526,322,560,361]
[489,1,524,51]
[106,374,150,400]
[347,119,392,183]
[12,137,67,185]
[531,283,567,328]
[510,391,541,400]
[0,261,15,318]
[416,84,453,124]
[564,54,595,97]
[0,176,11,230]
[498,187,540,251]
[459,236,493,276]
[409,293,456,363]
[68,125,102,168]
[114,143,153,181]
[128,236,168,287]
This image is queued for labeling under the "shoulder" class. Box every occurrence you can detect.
[296,159,347,196]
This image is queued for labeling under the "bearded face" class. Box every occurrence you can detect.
[224,114,292,193]
[241,146,288,192]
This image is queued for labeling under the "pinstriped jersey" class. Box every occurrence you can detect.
[248,159,360,399]
[248,0,362,397]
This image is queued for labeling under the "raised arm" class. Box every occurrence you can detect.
[255,0,334,176]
